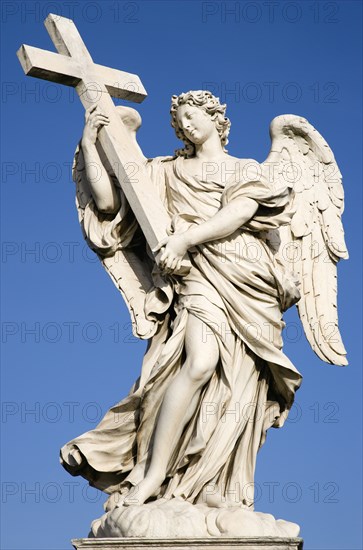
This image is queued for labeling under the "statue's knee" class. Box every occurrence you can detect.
[186,359,216,386]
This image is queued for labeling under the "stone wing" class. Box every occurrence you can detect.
[264,115,348,365]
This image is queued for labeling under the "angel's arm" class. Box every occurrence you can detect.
[185,196,258,246]
[81,106,121,214]
[157,197,258,271]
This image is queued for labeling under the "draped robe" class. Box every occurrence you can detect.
[61,155,302,508]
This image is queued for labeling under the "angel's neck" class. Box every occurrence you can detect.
[194,135,225,161]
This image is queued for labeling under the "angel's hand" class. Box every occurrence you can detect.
[153,234,189,274]
[82,105,110,147]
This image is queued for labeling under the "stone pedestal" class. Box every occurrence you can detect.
[72,538,303,550]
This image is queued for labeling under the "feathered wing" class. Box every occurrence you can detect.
[264,115,348,366]
[72,106,159,340]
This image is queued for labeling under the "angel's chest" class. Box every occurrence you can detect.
[180,159,239,186]
[166,180,222,217]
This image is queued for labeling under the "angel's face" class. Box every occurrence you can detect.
[176,104,217,145]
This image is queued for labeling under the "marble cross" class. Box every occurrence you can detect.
[17,13,172,256]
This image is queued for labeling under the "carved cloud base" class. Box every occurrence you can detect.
[72,537,303,550]
[80,498,300,541]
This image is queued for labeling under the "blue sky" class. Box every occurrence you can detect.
[1,1,362,549]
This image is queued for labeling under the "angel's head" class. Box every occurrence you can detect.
[170,90,231,158]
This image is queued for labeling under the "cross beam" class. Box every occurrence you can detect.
[17,14,180,266]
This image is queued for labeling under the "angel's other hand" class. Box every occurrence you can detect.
[153,234,189,274]
[82,105,110,146]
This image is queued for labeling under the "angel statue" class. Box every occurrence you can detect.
[61,90,348,539]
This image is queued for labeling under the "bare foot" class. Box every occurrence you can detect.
[104,486,130,512]
[123,474,164,507]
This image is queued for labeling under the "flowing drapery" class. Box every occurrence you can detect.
[61,157,302,507]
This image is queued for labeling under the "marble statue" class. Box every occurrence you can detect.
[17,14,347,542]
[60,93,348,538]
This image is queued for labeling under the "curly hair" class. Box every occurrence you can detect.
[170,90,231,158]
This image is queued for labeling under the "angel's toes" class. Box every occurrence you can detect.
[104,490,125,511]
[123,486,141,507]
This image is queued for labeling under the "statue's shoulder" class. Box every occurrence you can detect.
[225,156,261,179]
[146,155,175,164]
[144,157,175,196]
[233,156,260,166]
[225,155,260,164]
[145,156,175,182]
